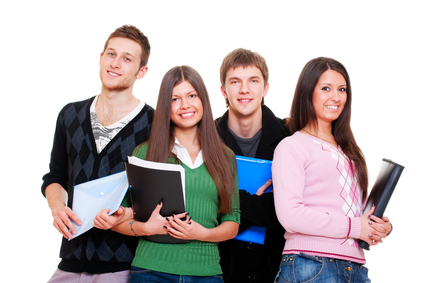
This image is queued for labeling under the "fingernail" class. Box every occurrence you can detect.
[185,212,189,215]
[165,217,170,221]
[372,204,375,207]
[163,226,167,229]
[368,215,371,218]
[368,234,373,238]
[189,217,192,221]
[188,222,192,225]
[368,221,372,226]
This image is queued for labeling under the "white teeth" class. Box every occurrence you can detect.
[108,71,119,77]
[180,113,194,117]
[326,106,338,109]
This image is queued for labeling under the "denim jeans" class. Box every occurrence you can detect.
[130,266,224,283]
[274,253,371,283]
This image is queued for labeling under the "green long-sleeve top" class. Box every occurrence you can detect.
[123,143,240,276]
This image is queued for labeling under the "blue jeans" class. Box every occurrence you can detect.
[130,267,224,283]
[274,253,371,283]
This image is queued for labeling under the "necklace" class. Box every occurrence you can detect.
[301,129,338,147]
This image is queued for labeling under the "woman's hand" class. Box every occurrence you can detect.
[142,202,170,236]
[359,206,392,246]
[164,213,207,241]
[164,213,239,242]
[359,206,382,246]
[369,214,392,238]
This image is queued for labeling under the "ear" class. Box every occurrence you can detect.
[136,66,148,80]
[99,52,104,66]
[263,83,270,97]
[220,86,228,99]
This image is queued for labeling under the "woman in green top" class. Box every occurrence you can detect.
[95,65,240,282]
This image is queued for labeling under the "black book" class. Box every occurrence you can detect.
[125,156,188,244]
[359,158,404,250]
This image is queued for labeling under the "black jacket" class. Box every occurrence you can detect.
[216,105,290,282]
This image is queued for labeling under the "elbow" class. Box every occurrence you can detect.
[230,224,239,239]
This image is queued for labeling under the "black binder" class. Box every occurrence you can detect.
[359,158,404,250]
[125,159,188,244]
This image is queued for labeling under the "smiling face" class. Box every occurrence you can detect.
[170,81,204,132]
[312,69,347,127]
[99,37,147,92]
[221,65,269,119]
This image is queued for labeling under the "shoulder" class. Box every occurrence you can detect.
[215,111,229,133]
[132,142,149,158]
[261,105,290,137]
[59,96,95,115]
[275,132,307,153]
[143,103,155,114]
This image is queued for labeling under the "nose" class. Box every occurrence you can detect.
[180,97,190,109]
[330,89,340,102]
[111,56,121,69]
[239,81,249,94]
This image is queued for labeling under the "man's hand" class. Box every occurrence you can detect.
[52,205,81,240]
[46,183,81,239]
[94,206,132,230]
[255,179,273,195]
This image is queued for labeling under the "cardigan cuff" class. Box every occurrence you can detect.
[348,217,361,239]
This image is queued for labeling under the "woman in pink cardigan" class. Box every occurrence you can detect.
[272,57,392,283]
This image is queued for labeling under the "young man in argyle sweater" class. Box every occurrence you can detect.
[41,25,154,283]
[216,48,290,282]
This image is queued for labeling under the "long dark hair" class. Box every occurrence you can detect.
[146,65,236,214]
[287,57,368,199]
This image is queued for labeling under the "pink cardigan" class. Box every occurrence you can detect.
[272,132,366,263]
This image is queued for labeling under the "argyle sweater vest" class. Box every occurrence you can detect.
[41,96,154,273]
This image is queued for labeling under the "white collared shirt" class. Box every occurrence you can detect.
[172,138,204,169]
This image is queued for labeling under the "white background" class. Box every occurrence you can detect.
[1,1,423,282]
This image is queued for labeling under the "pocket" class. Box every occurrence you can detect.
[129,267,153,283]
[278,254,324,283]
[358,264,371,283]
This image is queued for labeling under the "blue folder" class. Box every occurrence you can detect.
[234,155,273,245]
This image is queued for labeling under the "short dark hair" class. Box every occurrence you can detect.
[103,25,151,68]
[220,48,268,106]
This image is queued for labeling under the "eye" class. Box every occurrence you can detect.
[339,87,346,92]
[172,97,180,102]
[251,79,259,83]
[188,94,197,99]
[124,57,131,62]
[321,86,330,91]
[230,80,239,84]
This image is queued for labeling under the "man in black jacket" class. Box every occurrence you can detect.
[216,48,290,282]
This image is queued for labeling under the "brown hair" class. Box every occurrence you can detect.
[103,25,151,68]
[287,57,368,199]
[220,48,268,107]
[146,65,237,214]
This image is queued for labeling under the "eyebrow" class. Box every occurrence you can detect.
[228,75,261,81]
[321,82,347,87]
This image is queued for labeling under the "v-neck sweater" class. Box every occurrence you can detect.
[41,96,154,273]
[125,143,240,276]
